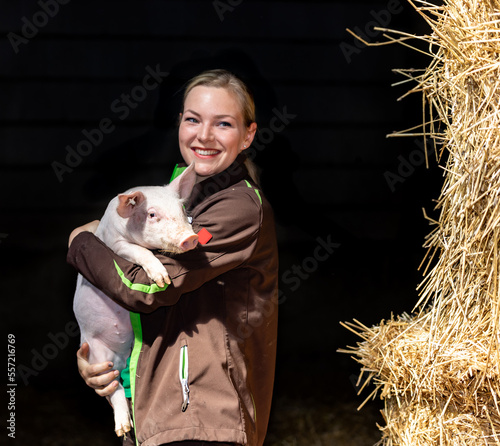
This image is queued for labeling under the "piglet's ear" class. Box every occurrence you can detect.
[116,191,145,218]
[170,163,197,201]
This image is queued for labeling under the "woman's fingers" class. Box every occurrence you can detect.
[76,342,119,397]
[94,378,119,397]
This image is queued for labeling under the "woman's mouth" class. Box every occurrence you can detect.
[193,148,220,157]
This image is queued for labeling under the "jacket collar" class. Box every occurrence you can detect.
[181,153,250,209]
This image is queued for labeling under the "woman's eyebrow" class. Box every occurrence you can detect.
[184,109,236,120]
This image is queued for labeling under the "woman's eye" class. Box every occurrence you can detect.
[185,117,198,123]
[218,121,232,127]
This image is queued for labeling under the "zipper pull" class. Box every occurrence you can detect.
[181,384,189,412]
[179,345,190,412]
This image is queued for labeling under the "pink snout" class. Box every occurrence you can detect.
[180,234,199,252]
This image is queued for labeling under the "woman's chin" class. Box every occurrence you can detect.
[194,164,218,178]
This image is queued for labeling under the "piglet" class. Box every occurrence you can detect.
[73,163,198,437]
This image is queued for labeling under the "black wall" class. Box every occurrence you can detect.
[1,1,443,443]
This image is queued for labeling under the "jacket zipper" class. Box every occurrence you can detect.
[179,344,190,411]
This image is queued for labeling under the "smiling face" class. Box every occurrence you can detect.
[179,86,257,179]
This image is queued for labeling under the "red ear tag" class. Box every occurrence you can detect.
[197,228,213,245]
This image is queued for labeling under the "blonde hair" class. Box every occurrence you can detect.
[183,69,256,126]
[182,69,260,184]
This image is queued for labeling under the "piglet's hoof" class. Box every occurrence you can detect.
[116,423,132,437]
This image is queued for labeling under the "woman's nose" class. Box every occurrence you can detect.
[197,123,214,142]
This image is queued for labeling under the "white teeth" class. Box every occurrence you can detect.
[195,148,218,156]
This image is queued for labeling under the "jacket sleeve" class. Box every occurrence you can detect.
[67,188,262,313]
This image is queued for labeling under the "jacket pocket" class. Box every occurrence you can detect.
[179,342,190,412]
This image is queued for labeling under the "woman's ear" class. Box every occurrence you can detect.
[244,122,258,148]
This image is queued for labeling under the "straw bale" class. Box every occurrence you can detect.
[341,0,500,443]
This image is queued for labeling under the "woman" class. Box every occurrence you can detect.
[68,69,279,446]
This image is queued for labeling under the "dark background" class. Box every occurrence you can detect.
[1,1,442,444]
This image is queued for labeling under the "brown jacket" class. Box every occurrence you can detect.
[67,155,279,446]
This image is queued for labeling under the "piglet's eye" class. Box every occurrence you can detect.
[149,212,156,218]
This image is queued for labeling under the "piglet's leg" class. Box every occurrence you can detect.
[108,382,133,437]
[114,243,170,287]
[87,338,132,437]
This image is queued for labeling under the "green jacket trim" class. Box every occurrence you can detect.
[129,311,142,446]
[244,179,263,205]
[170,164,186,182]
[114,255,168,436]
[113,260,168,293]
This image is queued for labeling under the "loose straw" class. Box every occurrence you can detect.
[340,1,500,444]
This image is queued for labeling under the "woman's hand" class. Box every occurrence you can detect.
[68,220,100,248]
[76,342,119,397]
